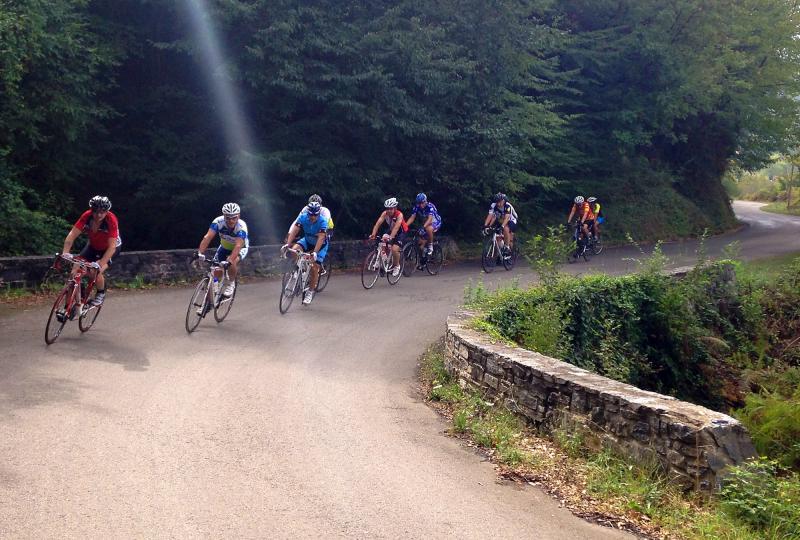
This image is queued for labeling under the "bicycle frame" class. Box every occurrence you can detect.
[284,247,315,293]
[59,254,100,315]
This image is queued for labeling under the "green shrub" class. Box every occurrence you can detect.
[735,389,800,470]
[720,459,800,538]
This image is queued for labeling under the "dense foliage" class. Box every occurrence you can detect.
[1,0,799,254]
[471,256,800,469]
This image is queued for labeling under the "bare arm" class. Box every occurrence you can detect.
[198,228,216,253]
[285,223,301,245]
[97,237,116,272]
[62,227,82,254]
[227,237,244,262]
[567,207,576,223]
[484,212,495,227]
[313,231,326,254]
[370,212,385,239]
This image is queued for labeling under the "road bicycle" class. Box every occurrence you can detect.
[568,221,601,262]
[401,228,443,277]
[279,247,316,314]
[481,225,519,273]
[44,253,103,344]
[362,236,403,289]
[185,256,236,333]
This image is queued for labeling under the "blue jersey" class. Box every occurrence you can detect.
[411,202,442,228]
[209,216,249,251]
[296,212,328,246]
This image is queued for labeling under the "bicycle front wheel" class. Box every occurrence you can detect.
[78,303,102,333]
[361,251,380,289]
[316,259,331,292]
[214,279,236,323]
[481,237,497,273]
[502,244,515,271]
[401,243,417,277]
[185,277,210,333]
[279,270,298,314]
[45,284,73,344]
[427,245,443,275]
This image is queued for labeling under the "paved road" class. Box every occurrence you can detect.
[1,201,798,539]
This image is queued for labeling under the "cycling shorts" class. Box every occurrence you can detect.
[584,219,595,229]
[79,244,121,265]
[215,245,248,261]
[297,238,329,264]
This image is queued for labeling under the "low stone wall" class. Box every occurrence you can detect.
[445,310,756,491]
[0,238,459,289]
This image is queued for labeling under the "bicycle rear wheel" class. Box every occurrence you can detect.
[279,270,299,314]
[45,284,73,344]
[481,237,497,273]
[361,251,380,289]
[426,245,443,275]
[316,259,331,292]
[185,277,210,333]
[214,279,236,322]
[401,243,417,277]
[78,303,102,333]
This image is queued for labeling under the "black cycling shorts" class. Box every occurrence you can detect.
[79,244,121,265]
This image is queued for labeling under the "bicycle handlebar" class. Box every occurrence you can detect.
[57,253,100,270]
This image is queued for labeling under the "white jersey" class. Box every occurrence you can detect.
[488,201,518,224]
[210,215,249,251]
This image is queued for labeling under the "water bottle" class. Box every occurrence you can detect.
[212,276,220,296]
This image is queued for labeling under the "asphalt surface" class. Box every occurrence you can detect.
[1,201,798,539]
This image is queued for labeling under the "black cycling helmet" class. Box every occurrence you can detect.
[492,192,507,203]
[89,195,112,211]
[307,202,322,215]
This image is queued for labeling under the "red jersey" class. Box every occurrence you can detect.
[384,210,409,233]
[74,210,121,250]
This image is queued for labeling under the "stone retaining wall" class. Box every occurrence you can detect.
[0,238,459,289]
[445,310,756,491]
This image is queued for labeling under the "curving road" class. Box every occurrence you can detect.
[1,201,798,539]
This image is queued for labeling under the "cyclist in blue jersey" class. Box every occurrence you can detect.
[405,193,441,261]
[196,202,249,297]
[284,201,328,305]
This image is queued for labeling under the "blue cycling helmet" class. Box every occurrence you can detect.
[307,201,322,215]
[415,193,427,204]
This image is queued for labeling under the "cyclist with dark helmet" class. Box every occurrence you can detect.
[405,193,442,263]
[290,194,334,238]
[61,195,122,306]
[197,202,249,298]
[483,192,518,258]
[368,197,409,278]
[284,201,328,305]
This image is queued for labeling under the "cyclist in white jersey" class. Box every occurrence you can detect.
[196,202,249,297]
[483,192,518,257]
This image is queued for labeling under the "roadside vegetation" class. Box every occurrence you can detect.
[420,343,800,539]
[431,239,800,539]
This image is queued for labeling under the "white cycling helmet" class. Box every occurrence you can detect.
[587,196,597,203]
[574,196,585,204]
[222,202,240,216]
[384,197,398,208]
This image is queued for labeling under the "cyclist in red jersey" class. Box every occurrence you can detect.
[368,197,409,278]
[61,196,122,306]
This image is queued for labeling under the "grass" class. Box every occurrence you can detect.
[418,341,790,540]
[760,200,800,217]
[737,251,800,284]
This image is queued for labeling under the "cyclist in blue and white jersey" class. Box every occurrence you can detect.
[405,193,441,258]
[483,192,518,258]
[196,202,249,297]
[290,194,334,236]
[284,201,328,305]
